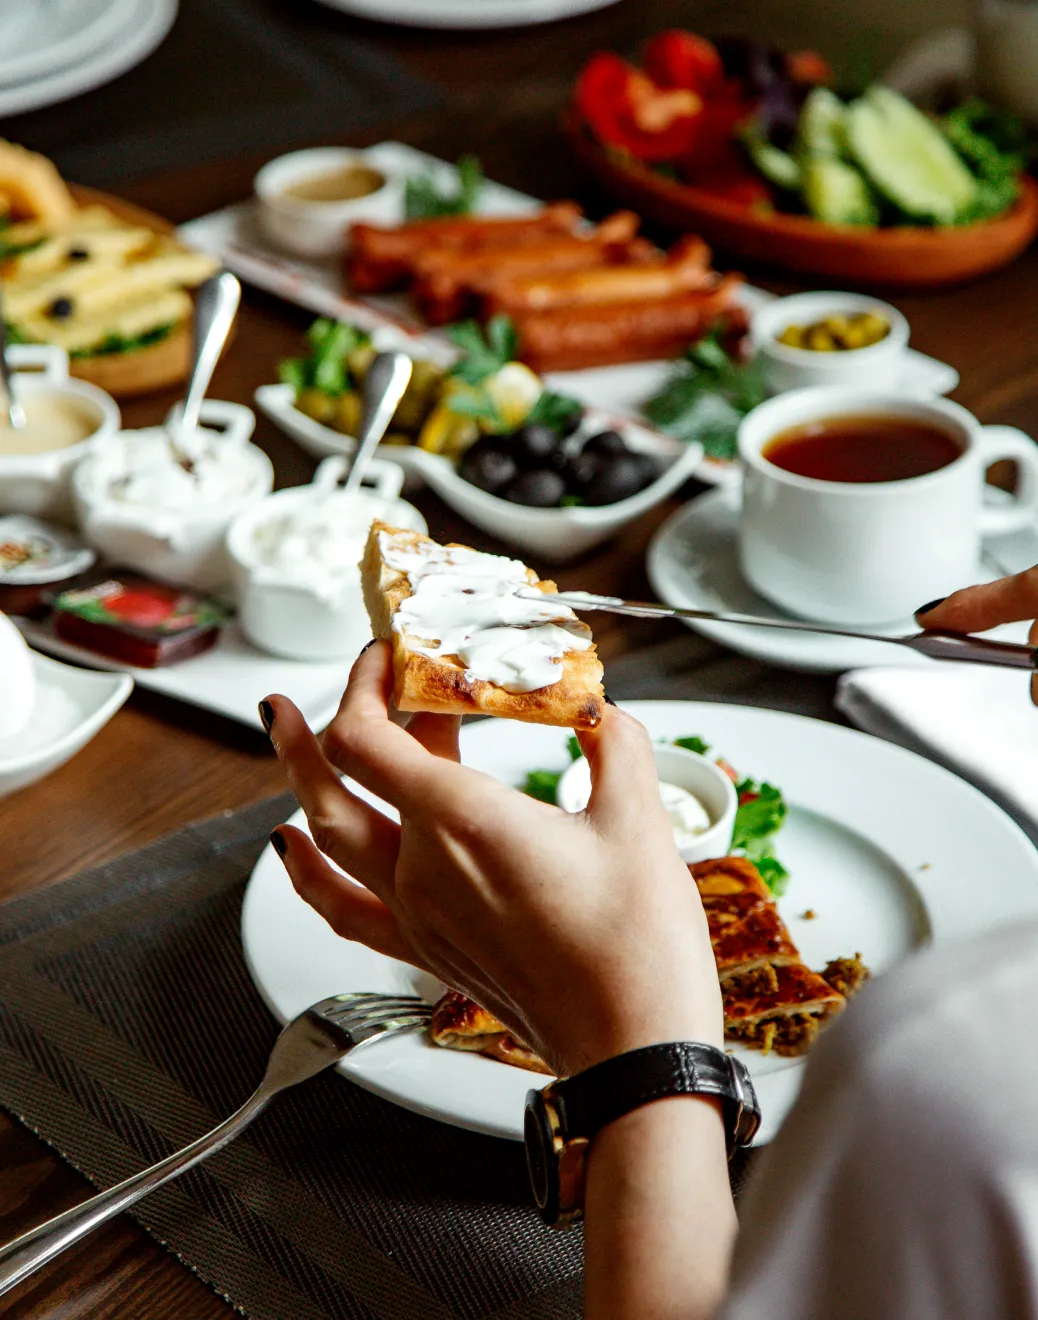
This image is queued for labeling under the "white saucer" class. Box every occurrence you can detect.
[309,0,621,29]
[0,0,176,119]
[0,0,136,90]
[0,650,132,800]
[646,486,1028,674]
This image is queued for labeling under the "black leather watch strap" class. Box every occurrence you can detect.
[552,1041,759,1156]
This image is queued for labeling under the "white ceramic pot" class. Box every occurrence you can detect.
[558,742,737,863]
[0,344,121,521]
[72,399,272,591]
[738,387,1038,626]
[226,455,427,661]
[750,291,909,396]
[254,147,404,260]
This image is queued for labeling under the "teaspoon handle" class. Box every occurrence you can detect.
[180,271,241,438]
[342,351,413,494]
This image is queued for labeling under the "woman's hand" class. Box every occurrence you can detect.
[917,567,1038,703]
[262,641,722,1078]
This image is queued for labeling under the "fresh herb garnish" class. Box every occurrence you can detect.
[674,735,711,756]
[943,99,1030,223]
[449,314,517,385]
[404,155,484,221]
[278,317,369,397]
[643,329,767,462]
[731,778,790,896]
[524,389,583,432]
[521,735,583,803]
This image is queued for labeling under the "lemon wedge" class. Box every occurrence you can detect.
[485,362,542,431]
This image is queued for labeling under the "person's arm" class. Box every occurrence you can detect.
[262,642,735,1320]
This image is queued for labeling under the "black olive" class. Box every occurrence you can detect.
[558,408,584,438]
[46,297,74,320]
[67,248,90,262]
[458,440,519,495]
[504,468,567,507]
[582,453,660,506]
[563,450,601,492]
[512,423,562,468]
[582,429,628,460]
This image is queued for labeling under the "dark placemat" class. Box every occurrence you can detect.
[1,0,438,186]
[0,796,586,1320]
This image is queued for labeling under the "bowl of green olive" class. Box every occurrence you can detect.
[750,291,908,395]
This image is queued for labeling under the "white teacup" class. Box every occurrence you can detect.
[738,388,1038,626]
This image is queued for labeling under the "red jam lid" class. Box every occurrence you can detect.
[52,573,232,640]
[0,516,96,586]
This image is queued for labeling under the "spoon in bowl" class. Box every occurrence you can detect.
[174,270,241,460]
[342,350,413,494]
[0,285,26,431]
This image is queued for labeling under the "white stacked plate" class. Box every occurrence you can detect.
[309,0,621,29]
[0,0,178,118]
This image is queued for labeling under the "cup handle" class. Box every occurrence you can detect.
[977,426,1038,536]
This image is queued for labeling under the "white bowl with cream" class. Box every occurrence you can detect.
[750,292,909,396]
[558,742,737,863]
[255,147,404,260]
[0,344,121,521]
[72,399,272,591]
[226,456,426,661]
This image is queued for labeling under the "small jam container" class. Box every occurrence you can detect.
[0,514,96,617]
[557,742,737,864]
[750,291,909,396]
[254,147,404,260]
[0,344,121,521]
[226,455,426,660]
[71,399,273,592]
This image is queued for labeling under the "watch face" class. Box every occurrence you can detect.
[524,1091,559,1224]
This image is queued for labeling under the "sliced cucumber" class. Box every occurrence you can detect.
[797,87,848,159]
[845,86,977,224]
[802,156,879,227]
[739,121,801,191]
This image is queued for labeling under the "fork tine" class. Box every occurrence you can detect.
[321,995,429,1024]
[335,1006,433,1035]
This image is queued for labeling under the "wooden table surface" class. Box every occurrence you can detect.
[4,6,1038,1315]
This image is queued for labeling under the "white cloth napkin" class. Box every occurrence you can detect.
[836,665,1038,843]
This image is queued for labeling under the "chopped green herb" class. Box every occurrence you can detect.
[448,314,517,385]
[522,769,564,804]
[567,735,582,761]
[277,317,370,397]
[524,389,583,433]
[404,154,484,221]
[674,735,711,756]
[643,329,767,462]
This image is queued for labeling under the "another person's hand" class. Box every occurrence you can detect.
[261,641,722,1078]
[917,566,1038,703]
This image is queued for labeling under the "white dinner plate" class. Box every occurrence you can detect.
[0,0,176,119]
[309,0,621,30]
[241,700,1038,1144]
[0,0,136,90]
[646,486,1030,674]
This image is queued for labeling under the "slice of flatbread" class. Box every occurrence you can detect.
[361,521,604,730]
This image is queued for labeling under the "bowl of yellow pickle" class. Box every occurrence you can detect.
[750,291,909,395]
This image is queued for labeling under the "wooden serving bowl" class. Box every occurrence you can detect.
[563,107,1038,289]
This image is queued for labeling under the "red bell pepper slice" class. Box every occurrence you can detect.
[642,30,725,97]
[576,51,702,161]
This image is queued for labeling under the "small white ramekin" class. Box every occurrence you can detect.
[557,742,737,864]
[226,455,427,661]
[750,291,909,396]
[0,344,121,522]
[254,147,404,260]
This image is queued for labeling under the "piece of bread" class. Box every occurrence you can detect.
[361,521,604,729]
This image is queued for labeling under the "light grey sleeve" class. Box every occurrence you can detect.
[718,931,1038,1320]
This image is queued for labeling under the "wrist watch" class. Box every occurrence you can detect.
[524,1041,761,1228]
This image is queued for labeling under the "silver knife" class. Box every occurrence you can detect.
[544,590,1038,671]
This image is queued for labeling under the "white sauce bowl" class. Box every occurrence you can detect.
[0,345,121,522]
[226,456,427,660]
[750,291,909,396]
[557,741,737,863]
[255,147,404,260]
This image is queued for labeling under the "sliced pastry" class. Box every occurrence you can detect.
[429,990,552,1075]
[361,521,604,729]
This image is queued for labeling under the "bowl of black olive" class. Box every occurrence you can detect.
[414,411,705,562]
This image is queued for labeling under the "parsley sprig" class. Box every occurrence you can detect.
[643,329,767,462]
[404,155,484,221]
[278,317,369,397]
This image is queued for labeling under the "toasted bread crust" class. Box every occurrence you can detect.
[361,521,604,730]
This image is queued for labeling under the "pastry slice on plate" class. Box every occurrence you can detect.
[361,521,604,729]
[429,990,552,1075]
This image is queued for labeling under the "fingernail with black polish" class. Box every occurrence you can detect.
[270,830,288,859]
[915,597,947,619]
[360,638,378,655]
[604,692,618,706]
[258,699,275,734]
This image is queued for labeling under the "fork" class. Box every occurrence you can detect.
[0,992,431,1299]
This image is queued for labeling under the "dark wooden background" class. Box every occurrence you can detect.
[3,1,1038,1314]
